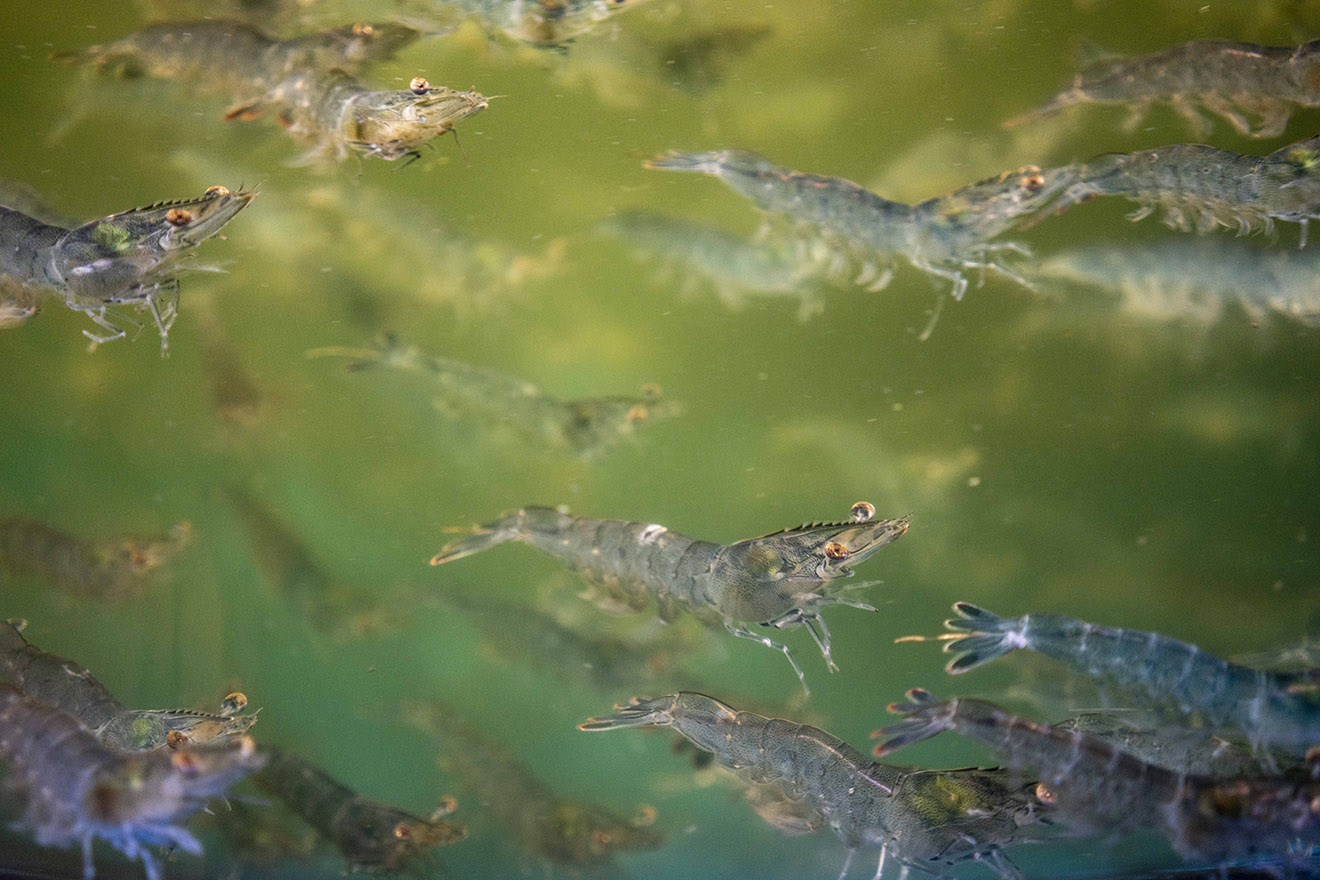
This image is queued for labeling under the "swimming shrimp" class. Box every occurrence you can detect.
[431,503,908,694]
[0,683,264,880]
[56,19,419,113]
[441,0,651,47]
[646,150,1078,301]
[308,332,677,459]
[403,697,662,870]
[928,601,1320,755]
[876,690,1320,865]
[580,692,1046,878]
[0,185,252,354]
[1049,134,1320,244]
[1,620,259,753]
[0,518,194,600]
[254,746,467,872]
[1005,39,1320,138]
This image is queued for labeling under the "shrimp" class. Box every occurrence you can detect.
[401,697,662,870]
[430,503,909,694]
[1004,39,1320,138]
[1,620,260,753]
[0,186,252,354]
[1051,713,1260,777]
[55,20,420,113]
[598,211,828,320]
[930,601,1320,755]
[444,0,651,47]
[580,692,1045,879]
[253,746,466,872]
[1048,134,1320,245]
[1031,239,1320,328]
[646,150,1079,301]
[876,690,1320,865]
[0,518,194,600]
[0,682,264,880]
[308,332,677,459]
[221,71,489,164]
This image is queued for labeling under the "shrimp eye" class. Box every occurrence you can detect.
[165,730,189,749]
[591,830,612,851]
[627,405,648,421]
[394,822,413,841]
[222,692,248,714]
[353,22,374,35]
[165,208,193,227]
[849,501,876,522]
[1021,173,1045,191]
[823,541,849,560]
[1034,783,1057,804]
[204,185,231,196]
[409,76,430,95]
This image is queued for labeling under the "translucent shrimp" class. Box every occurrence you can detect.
[431,504,909,694]
[402,697,662,871]
[876,690,1320,865]
[253,746,467,872]
[1005,39,1320,138]
[441,0,652,47]
[646,150,1079,301]
[0,186,252,354]
[930,601,1320,755]
[0,518,194,600]
[1049,135,1320,245]
[228,71,489,164]
[580,692,1046,879]
[0,620,260,753]
[308,332,677,460]
[55,19,420,114]
[0,683,264,880]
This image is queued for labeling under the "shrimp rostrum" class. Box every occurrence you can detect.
[876,690,1320,867]
[1049,134,1320,245]
[930,601,1320,756]
[0,184,252,353]
[646,150,1078,301]
[580,692,1047,879]
[0,682,264,880]
[431,502,908,694]
[1005,38,1320,138]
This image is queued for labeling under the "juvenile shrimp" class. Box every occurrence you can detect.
[403,697,662,870]
[875,690,1320,865]
[254,746,467,872]
[308,332,677,459]
[430,504,909,694]
[927,601,1320,755]
[1004,39,1320,138]
[646,150,1078,301]
[0,186,252,354]
[225,70,490,164]
[0,518,194,600]
[1,620,260,753]
[580,692,1046,879]
[0,683,264,880]
[1048,134,1320,245]
[55,19,420,113]
[598,211,829,321]
[441,0,651,47]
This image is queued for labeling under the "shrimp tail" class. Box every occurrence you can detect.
[429,512,524,566]
[578,696,678,731]
[871,688,953,755]
[941,602,1025,674]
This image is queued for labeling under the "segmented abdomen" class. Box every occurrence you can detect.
[0,207,62,292]
[512,508,720,613]
[0,621,125,732]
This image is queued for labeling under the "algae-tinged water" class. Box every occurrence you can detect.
[2,1,1320,878]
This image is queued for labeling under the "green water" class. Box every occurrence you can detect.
[2,0,1320,877]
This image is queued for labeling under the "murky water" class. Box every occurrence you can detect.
[3,1,1320,878]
